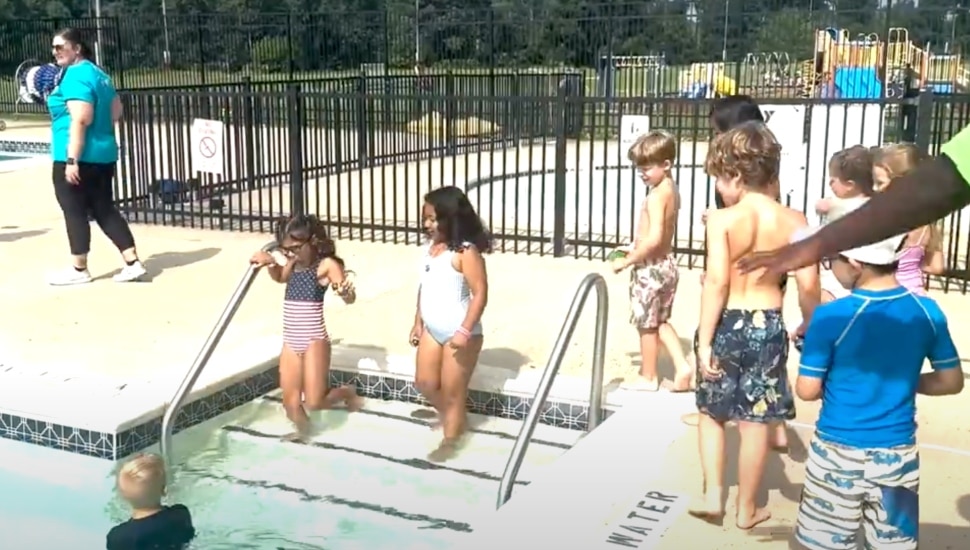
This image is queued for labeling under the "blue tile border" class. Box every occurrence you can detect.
[0,140,49,155]
[0,366,609,460]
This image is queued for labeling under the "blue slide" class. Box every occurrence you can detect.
[834,67,883,99]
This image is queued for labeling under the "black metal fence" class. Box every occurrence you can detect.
[112,75,970,292]
[2,4,968,110]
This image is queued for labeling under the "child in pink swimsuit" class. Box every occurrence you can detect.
[872,144,945,294]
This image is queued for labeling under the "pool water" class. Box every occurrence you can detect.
[0,153,35,162]
[0,395,580,549]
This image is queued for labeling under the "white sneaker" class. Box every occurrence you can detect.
[47,267,92,286]
[113,261,147,283]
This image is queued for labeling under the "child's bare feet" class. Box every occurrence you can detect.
[621,376,661,392]
[736,508,772,530]
[281,420,310,442]
[688,494,725,526]
[663,370,694,392]
[427,438,459,462]
[340,386,363,411]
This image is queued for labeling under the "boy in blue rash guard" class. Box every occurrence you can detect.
[794,234,963,550]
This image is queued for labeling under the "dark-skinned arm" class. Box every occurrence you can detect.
[814,155,970,259]
[739,131,970,276]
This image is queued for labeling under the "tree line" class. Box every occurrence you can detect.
[0,0,965,78]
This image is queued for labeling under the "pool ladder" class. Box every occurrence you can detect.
[496,273,608,509]
[159,241,277,464]
[159,246,609,503]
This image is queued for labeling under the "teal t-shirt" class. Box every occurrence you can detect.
[47,60,118,164]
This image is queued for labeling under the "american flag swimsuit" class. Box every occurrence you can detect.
[283,261,330,354]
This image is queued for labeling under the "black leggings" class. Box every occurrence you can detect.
[52,161,136,256]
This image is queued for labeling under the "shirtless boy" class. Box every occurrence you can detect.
[690,122,820,529]
[612,130,692,392]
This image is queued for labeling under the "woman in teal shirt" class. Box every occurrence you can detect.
[46,28,145,286]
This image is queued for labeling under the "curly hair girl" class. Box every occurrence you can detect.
[250,213,359,439]
[410,187,491,462]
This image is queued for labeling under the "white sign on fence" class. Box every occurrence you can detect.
[190,118,225,176]
[619,115,651,163]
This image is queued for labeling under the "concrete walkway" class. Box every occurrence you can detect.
[2,161,969,545]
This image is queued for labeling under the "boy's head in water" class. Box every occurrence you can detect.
[117,453,167,511]
[627,130,677,187]
[422,187,493,253]
[828,145,875,199]
[704,121,781,206]
[825,234,905,290]
[274,214,342,267]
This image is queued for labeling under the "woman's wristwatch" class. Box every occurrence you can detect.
[66,157,76,165]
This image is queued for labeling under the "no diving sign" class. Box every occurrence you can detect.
[191,118,225,176]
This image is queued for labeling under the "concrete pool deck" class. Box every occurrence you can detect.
[2,159,970,545]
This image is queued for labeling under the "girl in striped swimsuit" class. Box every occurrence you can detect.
[251,215,360,440]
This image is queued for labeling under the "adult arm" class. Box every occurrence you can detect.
[59,70,96,160]
[738,130,970,276]
[111,96,123,122]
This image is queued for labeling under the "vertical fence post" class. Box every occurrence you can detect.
[445,71,457,157]
[197,14,207,85]
[286,13,295,82]
[355,75,370,168]
[114,16,127,90]
[552,83,568,257]
[242,77,257,191]
[287,84,306,216]
[913,89,935,153]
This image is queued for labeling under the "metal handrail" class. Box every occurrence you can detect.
[160,240,277,463]
[496,273,608,509]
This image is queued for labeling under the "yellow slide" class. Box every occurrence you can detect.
[713,74,737,96]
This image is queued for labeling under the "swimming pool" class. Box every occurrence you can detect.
[0,395,581,548]
[0,153,31,162]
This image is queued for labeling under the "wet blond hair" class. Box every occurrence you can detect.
[704,121,780,189]
[873,143,942,253]
[117,453,167,509]
[627,130,677,167]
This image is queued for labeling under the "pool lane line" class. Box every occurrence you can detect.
[223,425,531,486]
[178,464,473,534]
[258,394,573,450]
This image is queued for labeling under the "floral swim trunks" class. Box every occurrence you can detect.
[694,308,796,423]
[629,254,679,330]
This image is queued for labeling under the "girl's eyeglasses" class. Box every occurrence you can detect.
[278,242,306,255]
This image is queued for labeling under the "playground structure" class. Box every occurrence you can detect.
[596,55,669,97]
[804,27,968,99]
[739,52,804,97]
[678,63,737,99]
[885,28,968,95]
